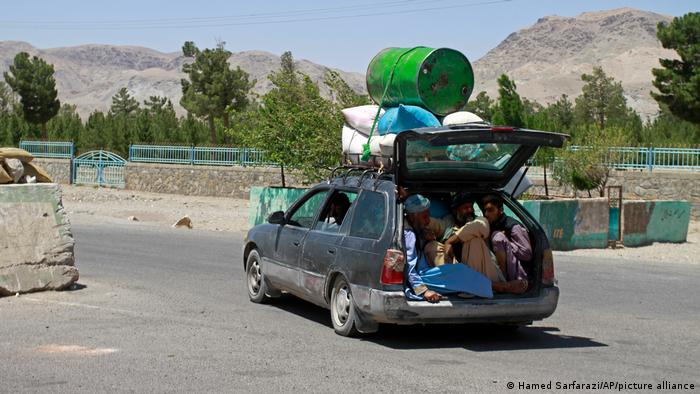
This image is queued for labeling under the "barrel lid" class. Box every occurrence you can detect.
[416,48,474,116]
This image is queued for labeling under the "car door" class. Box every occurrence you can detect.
[299,189,358,304]
[267,188,331,292]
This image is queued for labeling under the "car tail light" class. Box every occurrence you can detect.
[380,248,404,285]
[542,249,556,286]
[491,126,514,132]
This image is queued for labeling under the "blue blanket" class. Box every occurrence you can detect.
[419,264,493,298]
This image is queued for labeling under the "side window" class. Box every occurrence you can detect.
[315,190,358,233]
[348,191,387,240]
[288,190,330,229]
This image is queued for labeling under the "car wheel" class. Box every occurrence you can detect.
[246,249,275,304]
[330,276,360,337]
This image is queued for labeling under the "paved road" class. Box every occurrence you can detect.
[1,220,699,393]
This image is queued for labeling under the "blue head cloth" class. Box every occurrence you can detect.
[404,194,430,213]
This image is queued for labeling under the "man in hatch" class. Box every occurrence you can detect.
[423,192,480,266]
[424,193,503,281]
[403,194,492,303]
[481,194,531,294]
[421,192,530,294]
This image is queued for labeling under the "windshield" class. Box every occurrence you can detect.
[405,139,521,172]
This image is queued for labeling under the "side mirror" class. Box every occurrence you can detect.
[267,211,286,225]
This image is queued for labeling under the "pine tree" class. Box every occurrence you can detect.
[110,87,139,117]
[574,67,629,130]
[652,12,700,126]
[47,104,83,142]
[3,52,60,139]
[180,41,254,144]
[464,91,495,121]
[494,74,524,127]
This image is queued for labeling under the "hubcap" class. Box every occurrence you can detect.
[334,285,351,325]
[248,260,261,295]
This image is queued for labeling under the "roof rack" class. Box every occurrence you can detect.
[327,164,393,188]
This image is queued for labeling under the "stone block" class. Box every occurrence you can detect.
[0,184,77,296]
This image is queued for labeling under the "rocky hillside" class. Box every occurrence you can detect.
[0,7,679,120]
[473,8,677,119]
[0,41,365,119]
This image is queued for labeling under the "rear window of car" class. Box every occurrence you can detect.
[405,139,520,172]
[348,191,386,240]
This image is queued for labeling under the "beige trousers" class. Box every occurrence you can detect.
[424,217,506,282]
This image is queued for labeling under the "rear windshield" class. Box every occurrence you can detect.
[405,139,521,172]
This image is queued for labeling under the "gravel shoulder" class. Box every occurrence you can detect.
[61,185,250,235]
[61,185,700,263]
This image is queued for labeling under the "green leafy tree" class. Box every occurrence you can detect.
[521,99,558,197]
[238,51,342,186]
[110,87,139,117]
[492,74,524,127]
[463,91,494,121]
[553,126,627,197]
[652,12,700,126]
[180,41,255,144]
[3,52,60,139]
[324,70,369,108]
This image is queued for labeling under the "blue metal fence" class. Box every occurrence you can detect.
[128,145,276,166]
[19,141,74,159]
[528,146,700,176]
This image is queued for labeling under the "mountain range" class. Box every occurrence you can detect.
[0,7,677,120]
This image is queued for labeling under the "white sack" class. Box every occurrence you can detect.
[342,124,368,154]
[341,105,385,135]
[442,111,484,125]
[379,134,396,157]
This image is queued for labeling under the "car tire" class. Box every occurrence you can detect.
[330,276,360,337]
[246,249,276,304]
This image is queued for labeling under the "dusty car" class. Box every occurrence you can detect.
[243,124,568,336]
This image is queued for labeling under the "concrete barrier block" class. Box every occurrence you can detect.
[622,200,690,247]
[522,198,609,251]
[0,184,78,296]
[249,186,308,226]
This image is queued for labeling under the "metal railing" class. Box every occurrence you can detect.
[128,145,276,166]
[528,146,700,176]
[19,141,74,159]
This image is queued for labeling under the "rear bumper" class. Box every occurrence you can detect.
[354,285,559,325]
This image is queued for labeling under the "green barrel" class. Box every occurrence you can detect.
[366,47,474,116]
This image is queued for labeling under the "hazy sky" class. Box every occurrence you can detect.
[1,0,697,72]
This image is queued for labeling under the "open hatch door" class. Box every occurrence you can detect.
[394,124,569,190]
